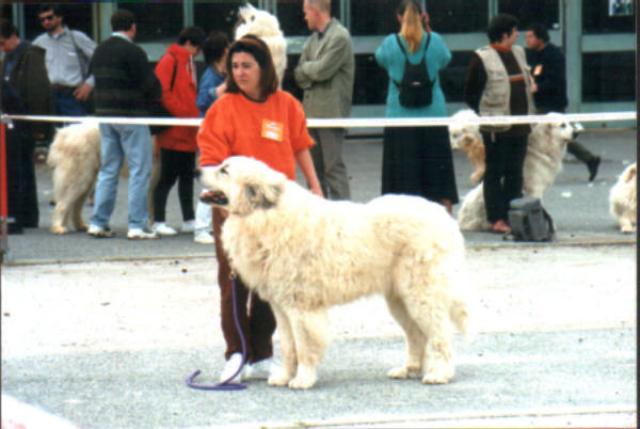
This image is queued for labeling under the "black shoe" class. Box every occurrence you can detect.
[587,156,601,182]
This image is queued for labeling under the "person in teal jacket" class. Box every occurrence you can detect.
[375,0,458,213]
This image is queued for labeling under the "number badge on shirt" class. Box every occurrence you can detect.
[261,120,284,142]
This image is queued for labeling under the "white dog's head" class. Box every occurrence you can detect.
[235,3,282,39]
[530,113,584,152]
[200,156,286,216]
[448,109,482,151]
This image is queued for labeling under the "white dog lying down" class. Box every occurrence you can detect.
[457,117,583,231]
[47,121,102,234]
[235,3,287,86]
[448,109,485,185]
[200,156,471,389]
[609,162,636,233]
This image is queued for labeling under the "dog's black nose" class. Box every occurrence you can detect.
[194,168,202,178]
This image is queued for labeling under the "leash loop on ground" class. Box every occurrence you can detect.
[185,278,248,391]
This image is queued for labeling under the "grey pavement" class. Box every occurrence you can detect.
[1,244,636,428]
[0,128,637,428]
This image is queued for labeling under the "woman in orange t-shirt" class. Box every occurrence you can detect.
[197,35,322,384]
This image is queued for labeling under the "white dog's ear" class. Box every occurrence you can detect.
[244,182,282,209]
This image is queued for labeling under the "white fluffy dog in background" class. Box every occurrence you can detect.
[200,156,471,390]
[47,121,101,234]
[457,116,583,231]
[235,3,287,85]
[609,162,636,233]
[47,122,159,234]
[448,109,485,184]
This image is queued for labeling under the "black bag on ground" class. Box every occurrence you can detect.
[149,55,178,136]
[508,196,555,242]
[393,32,434,108]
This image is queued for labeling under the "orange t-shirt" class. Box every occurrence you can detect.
[197,90,314,180]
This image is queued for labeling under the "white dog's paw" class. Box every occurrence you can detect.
[287,365,317,389]
[50,225,68,235]
[621,224,636,234]
[387,365,421,379]
[267,367,292,387]
[287,374,316,390]
[422,361,454,385]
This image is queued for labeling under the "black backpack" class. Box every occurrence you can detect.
[507,197,555,242]
[393,32,434,108]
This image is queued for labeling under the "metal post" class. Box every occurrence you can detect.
[0,116,9,264]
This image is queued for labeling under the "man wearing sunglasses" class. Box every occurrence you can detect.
[33,4,96,116]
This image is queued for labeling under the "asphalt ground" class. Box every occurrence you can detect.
[0,128,637,428]
[1,245,636,428]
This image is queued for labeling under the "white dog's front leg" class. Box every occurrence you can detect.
[268,303,297,387]
[287,309,329,389]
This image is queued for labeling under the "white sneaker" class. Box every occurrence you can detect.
[181,220,195,233]
[243,358,276,380]
[152,222,177,236]
[219,353,245,383]
[194,230,214,244]
[87,224,115,238]
[127,228,159,240]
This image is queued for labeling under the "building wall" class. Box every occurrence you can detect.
[6,0,636,121]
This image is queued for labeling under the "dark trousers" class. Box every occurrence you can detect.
[213,208,276,362]
[53,88,92,116]
[6,126,38,229]
[482,132,528,223]
[567,140,597,164]
[152,149,195,223]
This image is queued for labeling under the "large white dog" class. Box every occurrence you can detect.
[47,121,102,234]
[609,162,636,233]
[457,116,583,231]
[235,3,287,86]
[200,156,471,390]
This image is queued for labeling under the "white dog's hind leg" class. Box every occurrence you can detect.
[405,282,455,384]
[268,304,297,387]
[287,309,329,390]
[72,188,91,231]
[385,293,425,379]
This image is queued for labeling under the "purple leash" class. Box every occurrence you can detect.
[186,277,248,391]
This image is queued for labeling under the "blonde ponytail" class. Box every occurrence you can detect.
[399,0,425,53]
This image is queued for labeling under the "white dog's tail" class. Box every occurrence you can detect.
[46,130,64,168]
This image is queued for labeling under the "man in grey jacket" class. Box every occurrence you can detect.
[295,0,354,200]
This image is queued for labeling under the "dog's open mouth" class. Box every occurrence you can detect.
[200,190,229,206]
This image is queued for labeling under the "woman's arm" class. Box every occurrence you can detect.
[295,149,323,197]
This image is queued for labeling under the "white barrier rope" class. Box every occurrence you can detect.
[2,111,637,128]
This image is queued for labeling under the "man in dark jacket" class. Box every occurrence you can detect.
[525,23,600,181]
[0,19,53,234]
[87,9,162,239]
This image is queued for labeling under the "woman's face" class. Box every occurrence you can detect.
[231,51,261,99]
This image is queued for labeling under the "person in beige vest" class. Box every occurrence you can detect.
[464,14,535,234]
[294,0,354,200]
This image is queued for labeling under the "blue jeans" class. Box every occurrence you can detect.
[90,123,152,230]
[53,91,90,116]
